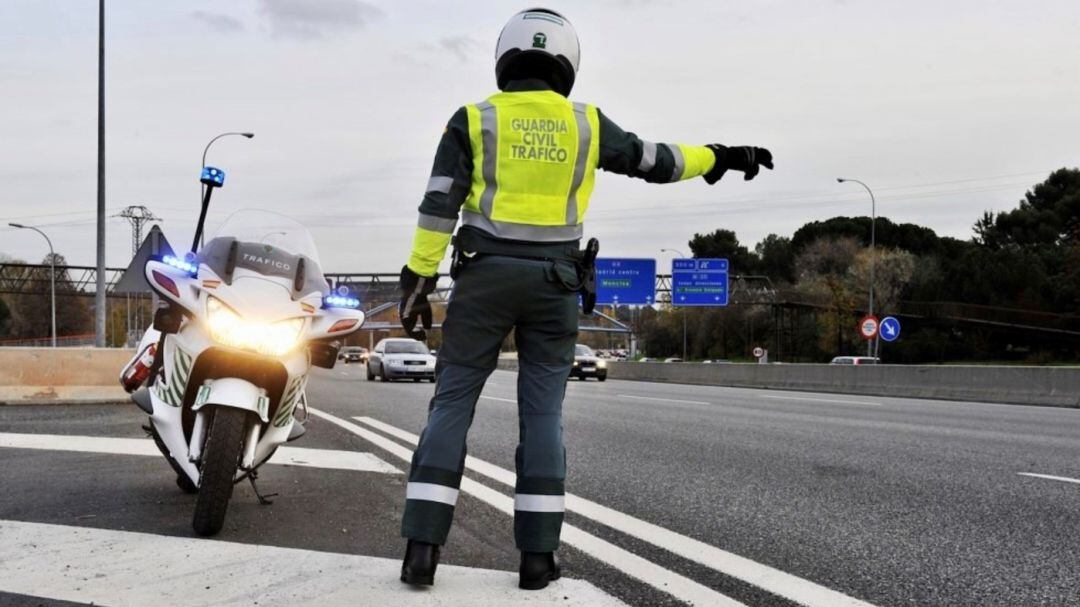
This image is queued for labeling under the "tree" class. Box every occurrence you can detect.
[791,216,943,257]
[976,168,1080,249]
[688,229,759,274]
[5,252,91,340]
[754,234,795,283]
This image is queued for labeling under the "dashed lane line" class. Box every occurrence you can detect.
[0,519,624,606]
[759,395,882,406]
[479,395,517,404]
[307,408,743,607]
[350,414,877,607]
[0,432,401,475]
[1016,472,1080,485]
[616,394,711,406]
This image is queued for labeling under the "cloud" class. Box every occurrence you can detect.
[190,10,244,33]
[257,0,383,40]
[437,36,482,62]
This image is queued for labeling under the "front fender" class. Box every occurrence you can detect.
[191,377,269,423]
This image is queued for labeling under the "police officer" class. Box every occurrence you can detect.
[397,8,773,590]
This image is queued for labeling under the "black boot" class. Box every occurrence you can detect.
[519,551,561,590]
[400,540,440,586]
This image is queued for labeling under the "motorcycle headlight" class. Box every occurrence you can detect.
[206,296,305,357]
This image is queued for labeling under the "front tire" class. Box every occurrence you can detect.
[380,365,389,382]
[192,407,247,537]
[367,365,375,381]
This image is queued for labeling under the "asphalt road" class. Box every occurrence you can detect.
[2,364,1079,606]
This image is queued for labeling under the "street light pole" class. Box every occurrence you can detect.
[661,248,689,360]
[94,0,106,347]
[10,224,57,347]
[837,178,876,357]
[200,132,254,245]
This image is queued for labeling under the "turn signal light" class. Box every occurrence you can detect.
[151,270,180,298]
[328,319,359,333]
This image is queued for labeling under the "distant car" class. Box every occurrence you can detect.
[638,357,656,362]
[368,338,436,382]
[341,346,368,364]
[570,344,607,381]
[830,356,881,365]
[664,357,683,363]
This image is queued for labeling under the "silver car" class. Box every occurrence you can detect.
[367,338,436,382]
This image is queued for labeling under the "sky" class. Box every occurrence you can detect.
[1,0,1078,274]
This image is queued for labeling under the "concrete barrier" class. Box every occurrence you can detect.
[0,348,134,405]
[496,359,1080,408]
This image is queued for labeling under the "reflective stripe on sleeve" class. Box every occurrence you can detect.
[565,102,593,225]
[638,140,657,172]
[406,482,460,506]
[666,143,685,182]
[514,493,565,513]
[426,175,454,194]
[477,101,498,219]
[417,212,456,234]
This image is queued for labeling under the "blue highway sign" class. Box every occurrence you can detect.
[595,258,656,305]
[672,258,729,307]
[879,316,901,342]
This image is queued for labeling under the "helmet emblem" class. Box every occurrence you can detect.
[532,32,547,49]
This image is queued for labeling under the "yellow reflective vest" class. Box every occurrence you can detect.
[406,89,716,276]
[459,90,600,242]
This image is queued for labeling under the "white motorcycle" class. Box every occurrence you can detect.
[121,167,364,536]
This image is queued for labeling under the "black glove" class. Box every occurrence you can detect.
[703,145,774,184]
[399,265,436,342]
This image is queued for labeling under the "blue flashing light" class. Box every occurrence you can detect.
[162,254,198,275]
[200,166,226,187]
[323,295,360,309]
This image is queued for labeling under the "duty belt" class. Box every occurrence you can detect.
[450,227,599,314]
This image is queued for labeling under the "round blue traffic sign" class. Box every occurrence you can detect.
[879,316,901,342]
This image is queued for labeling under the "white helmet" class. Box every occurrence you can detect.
[495,8,580,95]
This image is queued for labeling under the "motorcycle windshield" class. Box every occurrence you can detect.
[198,209,329,297]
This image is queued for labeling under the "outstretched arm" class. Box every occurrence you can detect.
[597,109,772,184]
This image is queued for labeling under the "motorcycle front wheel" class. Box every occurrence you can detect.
[192,407,248,536]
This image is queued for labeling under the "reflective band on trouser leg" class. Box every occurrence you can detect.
[565,102,593,225]
[514,480,566,552]
[402,467,463,545]
[666,143,686,182]
[477,101,498,219]
[515,493,565,512]
[638,140,657,172]
[407,482,460,505]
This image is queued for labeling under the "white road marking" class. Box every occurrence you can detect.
[479,395,516,404]
[1016,472,1080,485]
[0,519,624,607]
[617,394,710,405]
[0,432,401,475]
[760,394,882,406]
[351,414,877,607]
[306,409,743,607]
